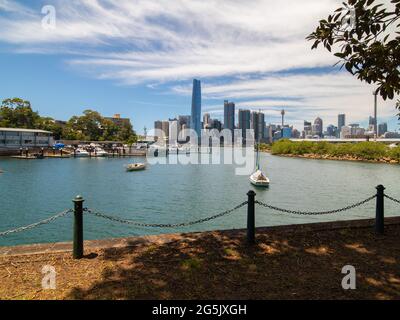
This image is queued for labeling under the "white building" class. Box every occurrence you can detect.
[0,128,54,153]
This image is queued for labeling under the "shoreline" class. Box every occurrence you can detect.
[270,152,400,164]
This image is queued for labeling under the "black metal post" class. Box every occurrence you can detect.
[375,185,385,234]
[73,195,84,259]
[247,190,256,244]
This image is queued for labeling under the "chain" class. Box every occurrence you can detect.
[255,195,377,215]
[385,194,400,205]
[84,201,248,228]
[0,209,73,237]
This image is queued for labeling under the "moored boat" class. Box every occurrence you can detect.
[250,170,270,187]
[126,163,146,171]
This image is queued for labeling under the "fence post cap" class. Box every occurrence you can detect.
[73,195,84,202]
[376,185,385,191]
[247,190,256,197]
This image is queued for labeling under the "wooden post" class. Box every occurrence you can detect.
[247,190,256,244]
[375,185,385,234]
[73,195,84,259]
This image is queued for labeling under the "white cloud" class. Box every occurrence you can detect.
[0,0,398,130]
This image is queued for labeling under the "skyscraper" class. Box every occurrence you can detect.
[378,122,388,136]
[224,100,235,143]
[312,117,323,137]
[238,109,251,141]
[338,114,346,136]
[191,79,202,138]
[203,113,211,129]
[251,111,265,142]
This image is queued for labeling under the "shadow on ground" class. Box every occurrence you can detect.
[68,225,400,300]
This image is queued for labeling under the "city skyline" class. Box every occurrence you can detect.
[0,1,399,134]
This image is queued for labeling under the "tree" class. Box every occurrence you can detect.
[307,0,400,116]
[67,110,103,141]
[0,98,40,128]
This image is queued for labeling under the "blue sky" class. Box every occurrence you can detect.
[0,0,398,134]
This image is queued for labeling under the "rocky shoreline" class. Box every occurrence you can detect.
[273,153,399,164]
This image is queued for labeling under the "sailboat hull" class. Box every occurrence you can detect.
[250,175,270,187]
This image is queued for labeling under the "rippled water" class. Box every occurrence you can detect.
[0,152,399,246]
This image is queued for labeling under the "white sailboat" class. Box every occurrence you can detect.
[250,141,269,187]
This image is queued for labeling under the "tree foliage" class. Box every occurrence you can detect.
[271,139,400,161]
[307,0,400,116]
[0,98,137,142]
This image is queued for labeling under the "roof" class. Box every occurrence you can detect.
[0,128,52,134]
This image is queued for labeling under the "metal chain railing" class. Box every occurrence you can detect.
[384,194,400,205]
[84,201,248,228]
[0,209,73,237]
[255,195,377,216]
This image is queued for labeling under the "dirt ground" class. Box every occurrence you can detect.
[0,224,399,300]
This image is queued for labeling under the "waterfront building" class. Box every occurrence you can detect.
[292,128,301,139]
[211,119,222,131]
[191,79,202,138]
[304,121,312,137]
[161,121,169,142]
[238,109,251,142]
[378,122,388,137]
[169,118,179,145]
[340,125,351,139]
[338,114,346,137]
[326,124,338,137]
[224,100,235,143]
[282,127,292,138]
[154,120,163,141]
[203,113,211,129]
[178,115,191,129]
[250,111,265,142]
[383,131,400,138]
[312,117,323,137]
[105,114,132,129]
[0,128,54,154]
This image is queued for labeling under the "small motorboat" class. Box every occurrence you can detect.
[74,148,90,158]
[250,170,270,187]
[126,163,146,171]
[93,147,109,157]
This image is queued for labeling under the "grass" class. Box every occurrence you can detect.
[270,139,400,162]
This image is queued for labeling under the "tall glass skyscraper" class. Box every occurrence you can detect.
[191,79,202,138]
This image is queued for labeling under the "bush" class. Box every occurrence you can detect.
[271,140,392,161]
[389,146,400,161]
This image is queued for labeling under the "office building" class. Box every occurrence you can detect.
[224,100,235,143]
[105,114,132,129]
[378,123,388,136]
[312,117,323,137]
[250,111,265,142]
[203,113,211,129]
[338,114,346,137]
[191,79,202,138]
[238,109,251,141]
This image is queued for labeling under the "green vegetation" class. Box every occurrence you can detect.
[0,98,137,143]
[271,139,400,161]
[307,0,400,117]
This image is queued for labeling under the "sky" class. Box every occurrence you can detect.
[0,0,399,134]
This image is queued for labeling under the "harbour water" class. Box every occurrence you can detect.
[0,152,399,246]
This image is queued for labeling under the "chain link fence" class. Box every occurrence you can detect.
[255,195,377,216]
[0,209,72,237]
[84,201,248,228]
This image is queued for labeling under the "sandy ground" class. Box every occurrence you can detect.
[0,223,399,300]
